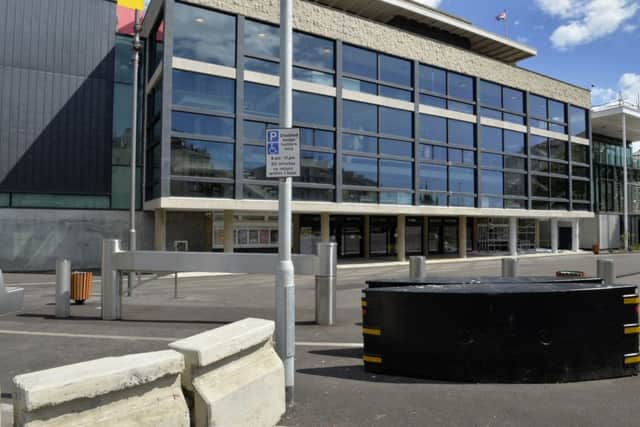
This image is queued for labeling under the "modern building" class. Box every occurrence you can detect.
[0,0,595,271]
[142,0,593,260]
[582,101,640,250]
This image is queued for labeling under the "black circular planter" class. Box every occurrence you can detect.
[362,282,640,383]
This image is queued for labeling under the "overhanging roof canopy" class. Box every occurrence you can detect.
[592,102,640,142]
[309,0,537,64]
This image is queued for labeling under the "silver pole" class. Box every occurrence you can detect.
[409,256,427,279]
[174,272,178,299]
[316,242,337,326]
[623,112,629,251]
[128,10,142,296]
[276,0,295,405]
[55,259,71,318]
[101,239,122,320]
[597,259,615,285]
[502,257,519,278]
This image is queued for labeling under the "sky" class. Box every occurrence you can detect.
[416,0,640,107]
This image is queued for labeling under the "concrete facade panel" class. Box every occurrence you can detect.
[0,209,153,272]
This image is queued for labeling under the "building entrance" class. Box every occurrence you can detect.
[331,216,364,257]
[428,218,458,255]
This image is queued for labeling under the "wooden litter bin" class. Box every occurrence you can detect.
[71,272,93,304]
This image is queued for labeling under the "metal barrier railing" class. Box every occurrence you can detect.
[100,239,338,325]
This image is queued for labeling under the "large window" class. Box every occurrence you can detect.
[343,44,413,101]
[529,94,567,133]
[244,82,279,118]
[419,65,474,114]
[478,126,527,207]
[171,138,234,178]
[173,70,235,113]
[570,106,588,138]
[342,101,413,203]
[244,19,335,86]
[479,80,525,125]
[419,114,476,206]
[173,3,235,67]
[294,91,334,127]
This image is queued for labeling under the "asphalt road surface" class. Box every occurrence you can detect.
[2,252,640,426]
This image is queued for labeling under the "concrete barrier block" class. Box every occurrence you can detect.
[170,318,285,427]
[13,350,189,427]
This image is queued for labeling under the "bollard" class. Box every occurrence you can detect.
[597,259,615,285]
[174,272,178,299]
[101,239,122,320]
[55,259,71,318]
[316,242,337,326]
[409,256,427,279]
[502,257,519,278]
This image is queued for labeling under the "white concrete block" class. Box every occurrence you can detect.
[170,318,274,367]
[13,350,190,427]
[193,344,285,427]
[170,318,285,427]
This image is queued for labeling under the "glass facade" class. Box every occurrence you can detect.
[145,1,593,212]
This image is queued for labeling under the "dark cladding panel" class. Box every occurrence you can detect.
[0,0,116,195]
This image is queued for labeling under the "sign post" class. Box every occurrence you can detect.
[275,0,296,406]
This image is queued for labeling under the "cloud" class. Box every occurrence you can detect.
[534,0,639,50]
[413,0,443,8]
[623,23,638,32]
[592,73,640,105]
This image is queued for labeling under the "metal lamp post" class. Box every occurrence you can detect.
[275,0,296,405]
[128,10,142,295]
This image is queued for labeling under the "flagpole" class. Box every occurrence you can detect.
[504,10,508,37]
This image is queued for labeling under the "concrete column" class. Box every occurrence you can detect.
[458,216,467,258]
[205,212,214,251]
[509,217,518,257]
[292,214,300,254]
[154,210,166,251]
[223,210,234,253]
[320,213,330,243]
[572,219,580,252]
[363,215,371,258]
[551,218,559,254]
[397,215,406,262]
[422,217,429,256]
[472,217,479,252]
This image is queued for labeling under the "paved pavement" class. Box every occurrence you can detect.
[2,253,640,426]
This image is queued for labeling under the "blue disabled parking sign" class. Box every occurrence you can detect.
[267,130,280,155]
[265,128,300,178]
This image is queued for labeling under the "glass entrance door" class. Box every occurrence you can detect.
[428,218,459,255]
[370,216,397,257]
[330,216,364,257]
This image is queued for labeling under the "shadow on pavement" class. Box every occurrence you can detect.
[298,364,449,384]
[309,347,363,359]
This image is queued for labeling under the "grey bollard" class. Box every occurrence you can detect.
[55,259,71,318]
[502,257,519,278]
[101,239,122,320]
[597,259,615,285]
[409,256,427,279]
[316,242,337,326]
